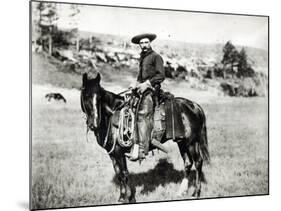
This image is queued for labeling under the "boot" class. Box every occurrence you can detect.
[151,139,168,154]
[125,144,145,161]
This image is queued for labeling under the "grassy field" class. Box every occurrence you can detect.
[31,83,268,209]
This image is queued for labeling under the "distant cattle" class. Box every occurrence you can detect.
[45,93,67,103]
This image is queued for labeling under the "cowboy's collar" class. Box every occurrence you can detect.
[140,48,153,58]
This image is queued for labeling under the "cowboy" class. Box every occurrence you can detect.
[125,33,165,161]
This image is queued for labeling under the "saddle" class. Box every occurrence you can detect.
[153,92,186,141]
[111,91,186,148]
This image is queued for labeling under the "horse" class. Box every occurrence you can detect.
[80,72,210,203]
[45,93,67,103]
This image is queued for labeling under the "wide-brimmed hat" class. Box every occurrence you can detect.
[131,33,157,44]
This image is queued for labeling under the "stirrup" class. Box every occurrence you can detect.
[125,144,145,161]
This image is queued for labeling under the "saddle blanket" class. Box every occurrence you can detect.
[165,98,185,139]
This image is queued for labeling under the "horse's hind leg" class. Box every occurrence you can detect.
[192,141,203,198]
[177,139,193,196]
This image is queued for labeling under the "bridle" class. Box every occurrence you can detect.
[80,88,102,129]
[80,87,116,154]
[80,88,101,144]
[80,88,91,142]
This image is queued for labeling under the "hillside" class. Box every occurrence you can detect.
[32,31,268,97]
[79,31,268,74]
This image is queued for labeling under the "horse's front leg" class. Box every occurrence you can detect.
[110,155,126,202]
[110,151,135,203]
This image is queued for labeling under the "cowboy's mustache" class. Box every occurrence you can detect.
[141,46,149,51]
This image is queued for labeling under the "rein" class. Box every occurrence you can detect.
[117,88,131,95]
[81,88,117,155]
[80,90,91,143]
[102,114,116,155]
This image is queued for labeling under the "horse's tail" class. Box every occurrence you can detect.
[198,106,210,164]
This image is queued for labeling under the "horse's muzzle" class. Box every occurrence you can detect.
[88,124,96,131]
[87,118,98,131]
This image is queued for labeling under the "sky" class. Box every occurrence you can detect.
[55,3,268,50]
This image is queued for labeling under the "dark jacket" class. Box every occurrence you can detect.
[137,49,165,87]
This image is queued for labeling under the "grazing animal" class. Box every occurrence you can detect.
[80,72,210,203]
[45,93,67,103]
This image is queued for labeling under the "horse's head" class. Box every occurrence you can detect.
[80,72,103,131]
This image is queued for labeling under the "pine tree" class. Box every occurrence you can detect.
[221,41,239,76]
[35,2,58,54]
[237,48,248,77]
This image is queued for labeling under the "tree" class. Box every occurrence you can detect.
[68,4,80,51]
[221,41,239,77]
[237,48,248,77]
[36,2,58,55]
[237,48,255,78]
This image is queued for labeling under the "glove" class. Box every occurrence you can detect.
[153,83,161,91]
[136,81,151,93]
[129,81,140,90]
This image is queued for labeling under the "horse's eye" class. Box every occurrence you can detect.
[84,92,92,98]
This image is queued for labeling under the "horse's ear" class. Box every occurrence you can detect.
[82,73,88,86]
[96,72,101,84]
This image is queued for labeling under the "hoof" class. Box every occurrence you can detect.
[129,197,136,203]
[191,190,201,198]
[118,197,129,203]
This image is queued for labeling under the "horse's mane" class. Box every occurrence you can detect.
[100,87,124,110]
[101,87,124,100]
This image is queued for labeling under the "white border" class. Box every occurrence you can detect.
[1,0,278,211]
